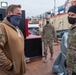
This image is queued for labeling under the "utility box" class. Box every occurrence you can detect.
[25,37,42,58]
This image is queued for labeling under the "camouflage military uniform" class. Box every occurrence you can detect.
[66,25,76,75]
[42,23,56,58]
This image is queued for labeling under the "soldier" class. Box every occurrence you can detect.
[42,13,56,63]
[66,5,76,75]
[0,4,26,75]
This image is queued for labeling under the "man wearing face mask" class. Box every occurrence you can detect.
[0,4,26,75]
[42,13,56,63]
[66,5,76,75]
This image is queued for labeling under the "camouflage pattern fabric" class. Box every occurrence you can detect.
[42,23,56,57]
[43,40,53,57]
[66,26,76,75]
[42,23,56,41]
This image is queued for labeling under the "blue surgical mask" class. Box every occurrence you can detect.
[9,15,22,27]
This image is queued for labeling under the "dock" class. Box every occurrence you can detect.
[25,43,60,75]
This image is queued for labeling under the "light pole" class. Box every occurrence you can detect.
[54,0,56,14]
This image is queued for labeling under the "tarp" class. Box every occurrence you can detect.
[52,32,68,75]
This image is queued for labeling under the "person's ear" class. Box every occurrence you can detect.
[7,11,13,16]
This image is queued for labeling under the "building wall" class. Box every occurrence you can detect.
[50,13,71,31]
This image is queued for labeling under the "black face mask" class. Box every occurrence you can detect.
[46,21,49,24]
[68,17,76,24]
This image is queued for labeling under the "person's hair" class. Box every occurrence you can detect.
[6,4,21,15]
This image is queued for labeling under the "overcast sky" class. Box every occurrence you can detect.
[1,0,66,17]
